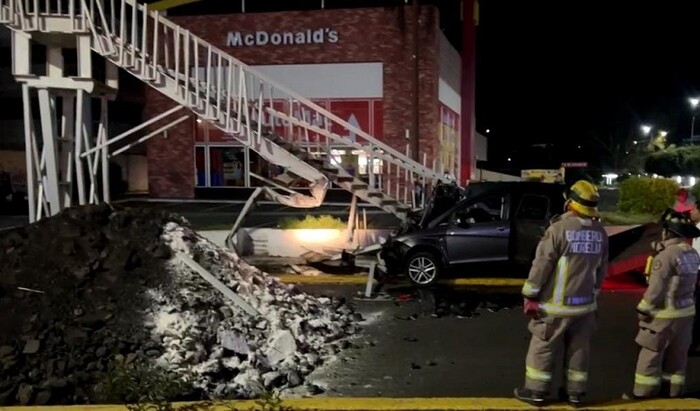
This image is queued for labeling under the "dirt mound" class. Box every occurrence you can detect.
[0,204,357,406]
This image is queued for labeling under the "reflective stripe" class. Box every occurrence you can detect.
[635,373,661,386]
[553,257,569,305]
[678,297,695,308]
[662,373,686,385]
[637,299,655,313]
[539,302,597,317]
[653,305,695,319]
[638,299,695,319]
[526,366,552,382]
[565,295,594,306]
[522,281,540,298]
[567,369,588,383]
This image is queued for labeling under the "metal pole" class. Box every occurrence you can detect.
[100,98,110,203]
[111,115,189,156]
[37,89,61,215]
[82,105,183,156]
[411,0,420,162]
[347,194,357,243]
[61,93,76,208]
[74,89,86,205]
[21,84,36,223]
[692,115,696,143]
[225,186,263,250]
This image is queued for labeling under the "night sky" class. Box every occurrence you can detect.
[476,1,700,173]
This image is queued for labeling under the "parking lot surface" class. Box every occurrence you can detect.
[293,285,700,404]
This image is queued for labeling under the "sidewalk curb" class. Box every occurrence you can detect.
[2,397,700,410]
[275,274,525,287]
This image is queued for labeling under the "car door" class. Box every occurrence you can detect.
[512,193,552,265]
[445,193,510,266]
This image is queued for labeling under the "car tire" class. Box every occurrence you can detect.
[405,251,441,287]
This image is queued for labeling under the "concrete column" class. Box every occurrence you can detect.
[460,0,477,185]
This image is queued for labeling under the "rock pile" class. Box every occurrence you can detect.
[0,204,358,406]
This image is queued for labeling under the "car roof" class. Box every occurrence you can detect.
[465,181,565,196]
[424,182,565,228]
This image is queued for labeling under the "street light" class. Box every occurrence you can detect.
[690,97,700,141]
[660,130,668,137]
[641,125,652,136]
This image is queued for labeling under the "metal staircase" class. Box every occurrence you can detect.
[0,0,449,221]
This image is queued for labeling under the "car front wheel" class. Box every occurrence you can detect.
[405,251,441,286]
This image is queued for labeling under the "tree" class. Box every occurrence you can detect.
[644,145,700,176]
[590,125,644,173]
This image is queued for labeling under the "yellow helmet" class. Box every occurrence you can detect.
[567,180,599,217]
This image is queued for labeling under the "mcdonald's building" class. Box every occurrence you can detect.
[0,1,484,201]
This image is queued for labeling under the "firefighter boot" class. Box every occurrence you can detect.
[558,387,583,407]
[514,387,546,406]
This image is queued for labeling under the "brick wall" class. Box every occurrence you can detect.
[144,88,195,198]
[146,6,441,198]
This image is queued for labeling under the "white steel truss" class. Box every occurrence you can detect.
[0,0,452,221]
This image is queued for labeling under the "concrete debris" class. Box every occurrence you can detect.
[0,204,358,405]
[265,330,297,365]
[290,264,323,276]
[299,251,331,264]
[22,340,40,355]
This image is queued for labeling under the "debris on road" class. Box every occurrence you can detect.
[0,204,358,405]
[290,264,324,276]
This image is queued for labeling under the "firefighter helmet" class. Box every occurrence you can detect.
[566,180,599,218]
[660,208,700,238]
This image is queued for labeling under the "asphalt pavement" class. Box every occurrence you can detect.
[294,284,700,404]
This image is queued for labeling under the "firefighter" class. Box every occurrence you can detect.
[514,180,609,406]
[623,210,700,399]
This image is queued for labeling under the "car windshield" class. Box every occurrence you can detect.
[428,192,506,227]
[454,195,505,223]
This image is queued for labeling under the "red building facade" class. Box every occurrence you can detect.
[144,6,464,198]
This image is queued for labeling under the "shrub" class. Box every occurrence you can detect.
[618,177,678,215]
[277,215,346,229]
[690,182,700,203]
[97,362,196,410]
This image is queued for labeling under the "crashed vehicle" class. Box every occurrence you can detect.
[379,181,566,286]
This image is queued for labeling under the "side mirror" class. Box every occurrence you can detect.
[455,217,475,228]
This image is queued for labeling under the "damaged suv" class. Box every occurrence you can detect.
[379,182,566,286]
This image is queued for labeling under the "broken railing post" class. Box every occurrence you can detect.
[176,252,260,317]
[347,194,357,245]
[364,262,377,298]
[225,186,264,250]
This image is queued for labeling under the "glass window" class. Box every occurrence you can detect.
[516,195,550,220]
[330,148,383,176]
[209,147,245,187]
[454,195,506,224]
[249,150,274,187]
[195,146,206,187]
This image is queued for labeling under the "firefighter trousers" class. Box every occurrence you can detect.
[524,312,596,394]
[633,316,693,398]
[690,288,700,352]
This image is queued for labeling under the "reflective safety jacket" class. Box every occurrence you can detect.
[637,238,700,319]
[522,212,609,317]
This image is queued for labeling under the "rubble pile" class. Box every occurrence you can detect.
[0,204,358,406]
